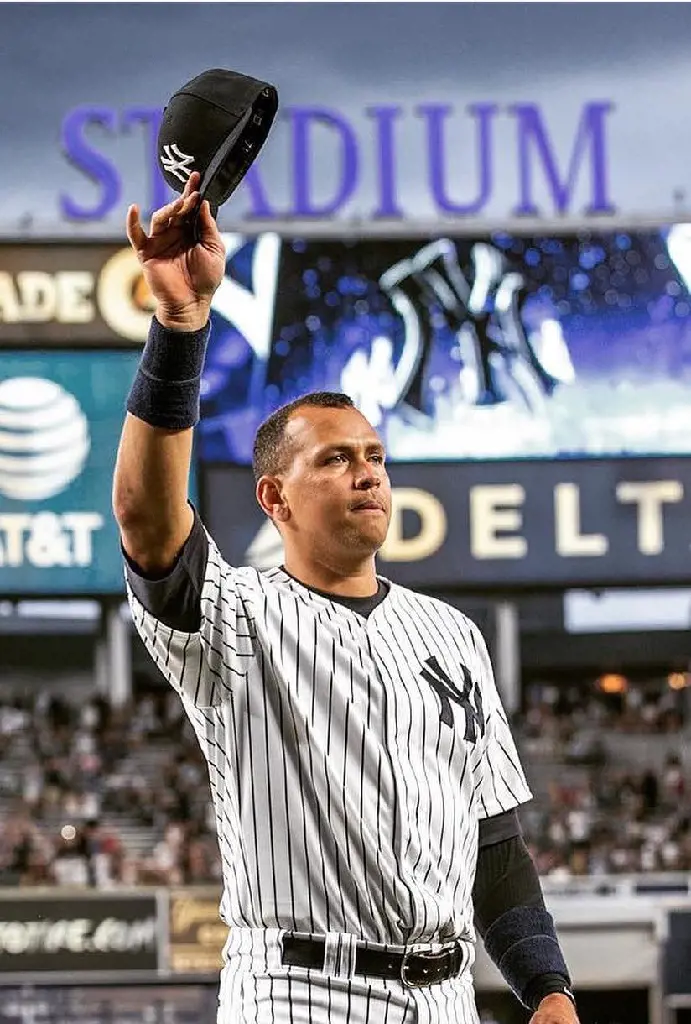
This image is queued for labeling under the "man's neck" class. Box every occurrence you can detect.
[282,552,379,598]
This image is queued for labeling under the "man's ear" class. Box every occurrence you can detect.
[256,476,290,522]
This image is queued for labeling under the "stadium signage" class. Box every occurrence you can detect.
[168,889,226,975]
[203,459,691,590]
[0,244,153,345]
[60,100,614,222]
[0,351,140,595]
[381,480,683,563]
[0,895,158,974]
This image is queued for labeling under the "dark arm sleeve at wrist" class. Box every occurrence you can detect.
[139,316,211,380]
[473,835,571,1008]
[123,506,208,632]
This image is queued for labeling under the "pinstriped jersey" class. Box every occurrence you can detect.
[127,526,532,961]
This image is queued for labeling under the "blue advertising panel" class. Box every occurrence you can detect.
[202,458,691,591]
[0,351,139,595]
[199,226,691,465]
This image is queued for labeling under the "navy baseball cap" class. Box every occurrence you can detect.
[157,68,278,214]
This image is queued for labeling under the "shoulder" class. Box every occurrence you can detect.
[209,552,307,605]
[386,583,493,677]
[388,583,483,639]
[201,528,275,588]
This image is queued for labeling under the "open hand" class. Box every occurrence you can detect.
[126,171,226,331]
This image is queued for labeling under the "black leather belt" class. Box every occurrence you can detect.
[281,935,463,988]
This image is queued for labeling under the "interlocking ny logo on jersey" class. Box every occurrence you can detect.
[160,143,196,183]
[421,656,485,741]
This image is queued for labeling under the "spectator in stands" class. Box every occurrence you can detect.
[53,824,92,887]
[662,753,686,806]
[0,675,686,887]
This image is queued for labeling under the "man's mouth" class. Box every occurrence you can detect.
[351,500,385,512]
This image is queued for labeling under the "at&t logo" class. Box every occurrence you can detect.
[0,377,103,568]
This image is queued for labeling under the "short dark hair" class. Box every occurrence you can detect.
[252,391,355,481]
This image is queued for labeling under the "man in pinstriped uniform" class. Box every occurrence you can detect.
[113,172,580,1024]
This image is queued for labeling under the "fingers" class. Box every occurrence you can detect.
[149,195,185,235]
[180,190,201,220]
[198,199,213,232]
[182,171,201,199]
[149,191,200,236]
[126,205,147,251]
[198,200,221,244]
[128,185,204,256]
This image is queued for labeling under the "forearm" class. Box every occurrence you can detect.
[113,414,194,570]
[113,311,210,572]
[473,834,573,1012]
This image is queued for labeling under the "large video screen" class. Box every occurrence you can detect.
[200,226,691,464]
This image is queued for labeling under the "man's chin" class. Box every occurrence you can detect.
[348,525,389,556]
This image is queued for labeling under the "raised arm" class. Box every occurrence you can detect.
[112,172,225,573]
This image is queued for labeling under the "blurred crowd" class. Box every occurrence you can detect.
[0,678,688,888]
[518,681,691,876]
[523,755,691,876]
[519,679,685,751]
[0,692,220,888]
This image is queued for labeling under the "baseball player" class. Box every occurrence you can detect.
[114,172,579,1024]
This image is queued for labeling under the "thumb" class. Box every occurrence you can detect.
[198,200,217,240]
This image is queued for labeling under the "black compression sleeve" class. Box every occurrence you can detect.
[478,808,522,848]
[123,506,208,632]
[473,835,572,1010]
[473,834,543,934]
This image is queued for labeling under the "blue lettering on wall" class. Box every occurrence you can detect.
[288,106,359,218]
[419,103,497,216]
[240,164,277,219]
[512,101,615,216]
[59,100,616,222]
[60,107,122,220]
[121,106,171,213]
[367,106,404,219]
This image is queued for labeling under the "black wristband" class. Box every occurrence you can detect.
[126,316,211,430]
[524,973,577,1012]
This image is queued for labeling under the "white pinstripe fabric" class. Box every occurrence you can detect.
[217,928,480,1024]
[127,529,532,1023]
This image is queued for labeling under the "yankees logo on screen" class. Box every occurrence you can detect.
[205,235,575,438]
[364,238,568,422]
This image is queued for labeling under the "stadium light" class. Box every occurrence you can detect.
[596,673,628,694]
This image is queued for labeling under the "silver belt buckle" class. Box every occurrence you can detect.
[400,947,437,989]
[400,947,422,989]
[400,941,463,989]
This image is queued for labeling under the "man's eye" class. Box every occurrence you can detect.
[370,454,385,464]
[327,453,346,464]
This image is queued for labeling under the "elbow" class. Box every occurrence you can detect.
[112,483,159,566]
[112,479,145,534]
[112,482,192,574]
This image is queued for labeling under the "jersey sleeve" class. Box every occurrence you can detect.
[125,512,251,708]
[470,625,532,820]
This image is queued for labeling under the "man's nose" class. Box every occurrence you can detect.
[354,461,381,490]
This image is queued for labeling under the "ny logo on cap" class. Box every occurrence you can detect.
[160,143,195,183]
